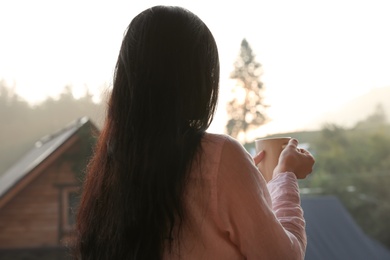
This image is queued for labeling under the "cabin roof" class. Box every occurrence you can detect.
[0,117,92,199]
[302,195,390,259]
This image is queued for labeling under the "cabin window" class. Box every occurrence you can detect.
[62,187,80,231]
[67,191,78,226]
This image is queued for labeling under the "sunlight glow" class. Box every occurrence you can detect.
[1,0,390,136]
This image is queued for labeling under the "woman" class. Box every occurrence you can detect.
[73,5,315,260]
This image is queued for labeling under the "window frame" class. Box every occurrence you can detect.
[61,186,80,232]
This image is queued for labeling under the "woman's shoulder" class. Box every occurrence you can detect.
[203,132,228,143]
[202,132,250,159]
[203,132,240,145]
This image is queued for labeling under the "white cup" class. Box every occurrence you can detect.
[255,137,291,182]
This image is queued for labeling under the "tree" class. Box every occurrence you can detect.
[0,82,105,175]
[354,103,388,130]
[226,38,268,143]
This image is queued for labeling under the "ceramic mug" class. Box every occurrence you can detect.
[255,137,291,182]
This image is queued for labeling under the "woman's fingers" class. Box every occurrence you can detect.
[287,138,299,148]
[253,150,265,165]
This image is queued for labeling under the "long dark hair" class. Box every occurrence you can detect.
[73,6,219,259]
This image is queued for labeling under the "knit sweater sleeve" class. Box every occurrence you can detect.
[215,136,307,260]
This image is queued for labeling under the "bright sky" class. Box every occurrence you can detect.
[1,0,390,137]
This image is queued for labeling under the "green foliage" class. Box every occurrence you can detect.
[226,39,268,143]
[300,109,390,248]
[0,81,105,175]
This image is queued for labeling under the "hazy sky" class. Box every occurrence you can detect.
[1,0,390,137]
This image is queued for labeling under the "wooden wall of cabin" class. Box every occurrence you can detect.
[0,138,84,250]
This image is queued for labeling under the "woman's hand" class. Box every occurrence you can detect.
[273,138,315,179]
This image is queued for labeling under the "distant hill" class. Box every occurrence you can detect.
[244,86,390,152]
[306,86,390,129]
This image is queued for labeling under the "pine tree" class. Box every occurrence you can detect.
[226,38,268,143]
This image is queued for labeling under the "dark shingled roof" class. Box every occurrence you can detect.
[302,195,390,260]
[0,117,90,199]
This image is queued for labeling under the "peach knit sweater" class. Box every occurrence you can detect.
[164,133,307,260]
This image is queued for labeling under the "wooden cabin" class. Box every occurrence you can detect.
[0,117,98,259]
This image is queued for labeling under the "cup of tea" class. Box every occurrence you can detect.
[255,137,291,182]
